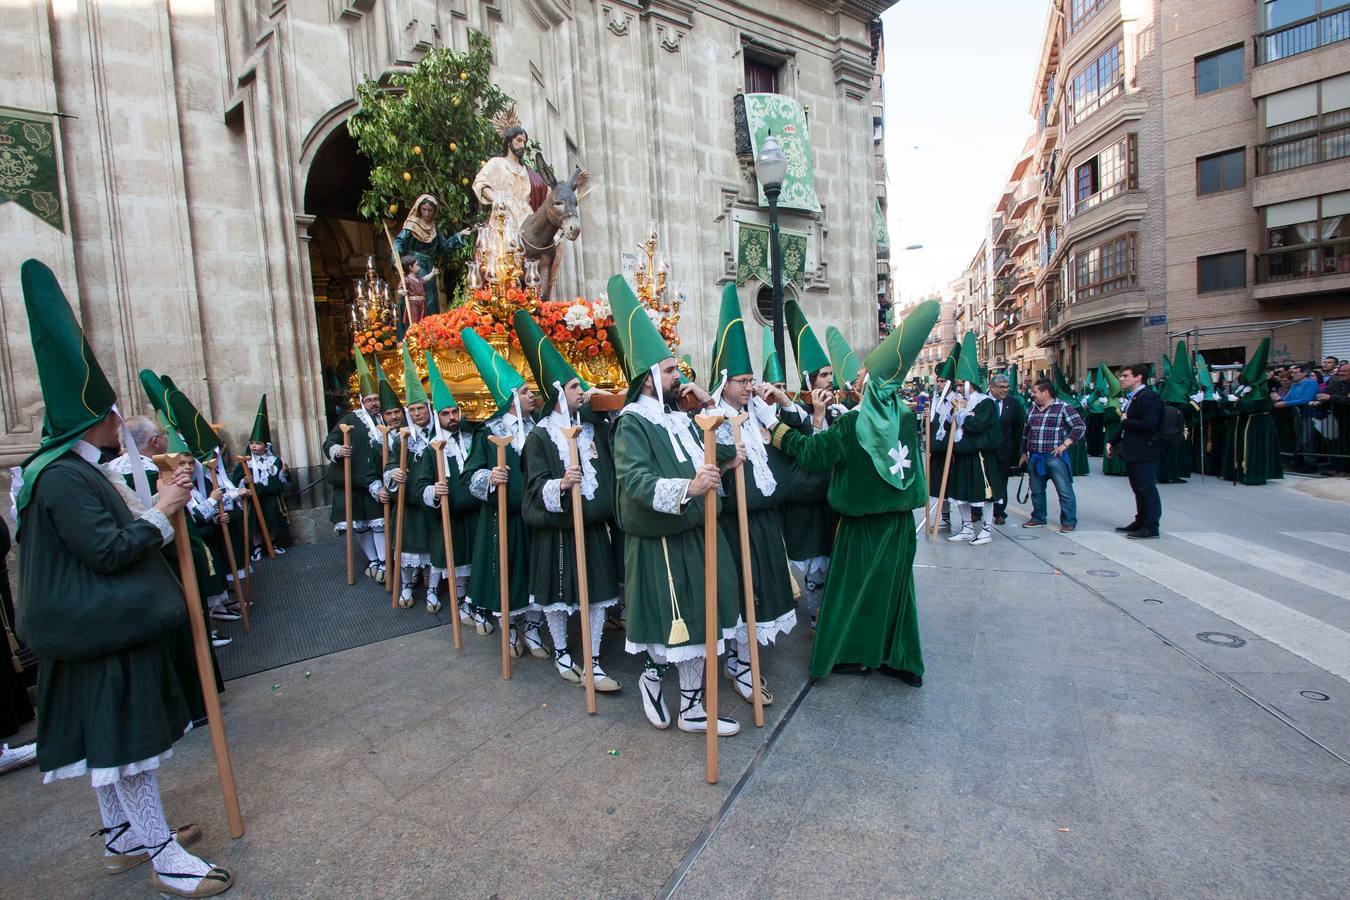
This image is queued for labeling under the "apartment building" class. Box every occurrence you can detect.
[960,0,1350,382]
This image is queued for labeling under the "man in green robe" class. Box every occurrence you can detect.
[1223,338,1284,485]
[13,260,231,896]
[1099,365,1128,477]
[515,310,622,690]
[412,353,479,619]
[321,348,387,581]
[608,276,744,735]
[384,346,438,609]
[1158,341,1196,484]
[707,286,796,707]
[770,299,940,681]
[947,331,1002,545]
[459,328,546,653]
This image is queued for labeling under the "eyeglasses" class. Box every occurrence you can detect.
[727,377,755,387]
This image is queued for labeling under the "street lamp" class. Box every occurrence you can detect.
[754,132,789,368]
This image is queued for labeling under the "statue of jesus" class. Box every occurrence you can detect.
[472,118,547,232]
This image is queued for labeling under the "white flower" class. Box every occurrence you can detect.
[590,299,610,321]
[564,303,593,330]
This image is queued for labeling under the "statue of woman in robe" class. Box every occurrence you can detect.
[393,194,468,315]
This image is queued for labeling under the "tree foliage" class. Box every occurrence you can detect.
[348,32,515,233]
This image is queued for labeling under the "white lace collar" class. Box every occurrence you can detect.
[714,399,776,497]
[620,394,703,464]
[541,409,598,500]
[354,408,381,445]
[488,413,532,454]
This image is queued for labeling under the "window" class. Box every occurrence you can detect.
[1069,0,1108,35]
[744,58,779,94]
[1257,1,1350,64]
[1068,41,1123,127]
[1197,149,1246,194]
[1258,191,1350,282]
[1195,46,1244,94]
[1070,233,1137,302]
[1071,134,1137,215]
[1258,74,1350,173]
[1197,252,1247,292]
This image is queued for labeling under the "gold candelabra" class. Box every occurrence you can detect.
[635,225,680,328]
[467,202,540,330]
[350,256,395,334]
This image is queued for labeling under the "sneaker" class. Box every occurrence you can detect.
[1127,528,1160,540]
[970,529,992,546]
[250,547,263,562]
[425,594,442,614]
[553,649,583,684]
[639,670,670,729]
[590,659,621,693]
[1021,519,1046,528]
[209,630,232,648]
[0,742,38,775]
[947,527,974,543]
[677,689,740,736]
[208,609,241,622]
[522,620,548,659]
[724,656,774,706]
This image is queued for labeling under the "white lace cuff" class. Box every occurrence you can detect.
[653,478,689,515]
[422,485,439,508]
[543,479,565,513]
[367,481,384,501]
[469,469,492,501]
[383,470,400,492]
[140,507,175,546]
[327,444,342,463]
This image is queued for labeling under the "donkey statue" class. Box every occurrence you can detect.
[520,152,587,301]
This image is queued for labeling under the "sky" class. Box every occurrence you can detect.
[881,0,1049,302]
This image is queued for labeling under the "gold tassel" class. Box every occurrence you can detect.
[661,537,690,644]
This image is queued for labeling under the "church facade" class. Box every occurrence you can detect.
[1,0,893,470]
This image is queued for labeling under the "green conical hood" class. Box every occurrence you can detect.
[460,327,526,412]
[1160,340,1195,403]
[1101,364,1122,399]
[864,299,939,390]
[936,343,961,383]
[785,300,830,388]
[158,410,192,456]
[372,353,400,412]
[514,310,586,409]
[607,274,674,402]
[708,283,752,389]
[1239,338,1271,390]
[160,374,221,463]
[1052,363,1075,403]
[353,346,378,397]
[400,344,430,409]
[1161,353,1172,379]
[1195,353,1216,400]
[826,327,862,390]
[140,369,171,419]
[953,331,984,391]
[761,326,786,385]
[425,351,458,411]
[249,395,271,444]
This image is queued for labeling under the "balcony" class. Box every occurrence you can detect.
[995,250,1015,276]
[1012,221,1038,253]
[1256,113,1350,174]
[1255,4,1350,65]
[1255,238,1350,287]
[1039,227,1060,268]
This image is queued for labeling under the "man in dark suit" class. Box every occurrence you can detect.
[988,374,1024,525]
[1107,363,1162,539]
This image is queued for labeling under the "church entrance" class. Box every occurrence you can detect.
[303,125,380,431]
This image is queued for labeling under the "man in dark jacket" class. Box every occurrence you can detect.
[988,374,1024,525]
[1107,363,1163,539]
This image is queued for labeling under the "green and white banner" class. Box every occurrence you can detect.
[743,93,821,214]
[875,199,889,249]
[0,109,63,232]
[736,222,807,289]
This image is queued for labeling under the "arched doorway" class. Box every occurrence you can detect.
[303,125,377,429]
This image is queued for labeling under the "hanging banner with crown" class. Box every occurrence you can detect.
[0,109,63,232]
[742,93,821,214]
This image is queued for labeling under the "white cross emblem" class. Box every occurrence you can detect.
[888,441,911,477]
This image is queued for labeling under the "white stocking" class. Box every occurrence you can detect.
[588,604,606,659]
[735,637,751,667]
[545,609,570,655]
[675,656,704,693]
[113,772,211,885]
[357,530,378,563]
[371,528,387,562]
[401,565,417,587]
[94,783,132,855]
[979,502,993,529]
[427,569,443,593]
[948,499,969,531]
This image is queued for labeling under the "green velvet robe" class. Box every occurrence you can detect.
[409,429,478,573]
[611,404,741,662]
[520,416,620,612]
[462,418,533,616]
[1157,402,1194,483]
[1102,407,1127,476]
[231,453,291,546]
[384,429,436,565]
[322,410,384,526]
[948,396,1004,503]
[18,454,191,772]
[779,405,836,561]
[771,407,925,679]
[1222,396,1284,485]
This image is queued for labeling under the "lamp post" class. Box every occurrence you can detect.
[754,132,789,367]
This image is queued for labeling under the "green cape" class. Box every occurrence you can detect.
[858,300,939,489]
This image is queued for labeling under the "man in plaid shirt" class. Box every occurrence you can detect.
[1018,379,1086,531]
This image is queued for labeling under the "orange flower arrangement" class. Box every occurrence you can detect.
[355,321,397,356]
[408,294,679,354]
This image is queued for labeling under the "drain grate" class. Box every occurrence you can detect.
[1196,631,1246,648]
[1300,690,1330,702]
[1087,569,1120,578]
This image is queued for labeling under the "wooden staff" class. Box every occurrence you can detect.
[694,412,726,784]
[929,396,958,540]
[922,404,933,534]
[429,439,463,650]
[338,424,355,585]
[210,465,249,632]
[376,425,393,595]
[153,453,245,838]
[561,426,597,715]
[726,413,764,729]
[383,222,415,328]
[391,427,410,608]
[234,454,276,558]
[488,433,515,680]
[239,488,254,618]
